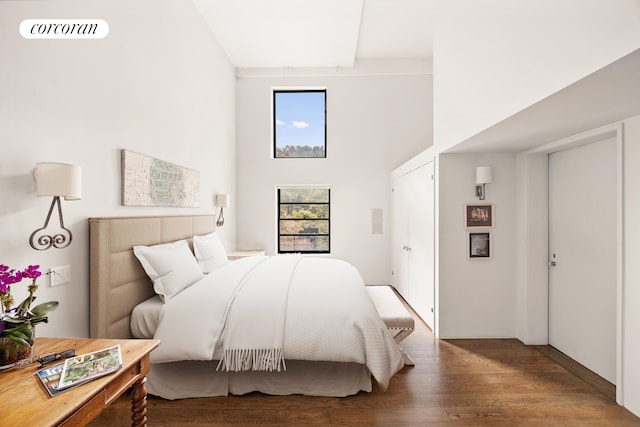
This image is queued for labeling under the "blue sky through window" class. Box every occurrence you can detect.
[274,90,325,150]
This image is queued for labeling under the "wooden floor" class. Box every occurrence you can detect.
[90,313,640,426]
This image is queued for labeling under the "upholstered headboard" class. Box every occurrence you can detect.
[89,215,215,338]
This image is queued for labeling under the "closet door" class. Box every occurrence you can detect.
[392,172,412,299]
[392,162,435,330]
[408,162,434,329]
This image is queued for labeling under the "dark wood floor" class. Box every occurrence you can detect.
[90,311,640,426]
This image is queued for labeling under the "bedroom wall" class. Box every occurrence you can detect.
[235,74,432,284]
[433,0,640,151]
[437,153,517,338]
[0,1,236,338]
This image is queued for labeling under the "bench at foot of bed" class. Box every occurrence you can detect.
[365,285,415,366]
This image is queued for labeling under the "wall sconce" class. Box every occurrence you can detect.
[215,193,230,227]
[475,166,492,200]
[30,162,82,250]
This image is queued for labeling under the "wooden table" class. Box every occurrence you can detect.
[0,337,159,427]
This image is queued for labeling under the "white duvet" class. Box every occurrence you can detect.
[150,255,404,390]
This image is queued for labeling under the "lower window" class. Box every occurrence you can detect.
[278,187,330,254]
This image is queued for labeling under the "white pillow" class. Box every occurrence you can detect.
[192,232,228,274]
[133,240,203,302]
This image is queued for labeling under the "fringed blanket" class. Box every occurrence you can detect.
[217,255,303,372]
[150,255,301,371]
[150,256,270,364]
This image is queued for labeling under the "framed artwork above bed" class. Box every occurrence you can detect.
[121,149,200,207]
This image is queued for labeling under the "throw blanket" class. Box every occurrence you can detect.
[217,255,303,372]
[150,257,270,364]
[150,255,404,391]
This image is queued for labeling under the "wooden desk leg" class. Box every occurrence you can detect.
[131,377,148,427]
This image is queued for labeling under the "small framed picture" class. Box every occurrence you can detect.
[468,232,492,259]
[465,204,494,228]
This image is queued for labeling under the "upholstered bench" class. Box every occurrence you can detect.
[366,285,415,365]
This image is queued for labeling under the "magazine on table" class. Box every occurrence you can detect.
[57,344,122,390]
[36,362,68,397]
[37,345,123,396]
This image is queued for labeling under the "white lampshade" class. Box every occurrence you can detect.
[215,193,230,208]
[476,166,493,185]
[35,162,82,200]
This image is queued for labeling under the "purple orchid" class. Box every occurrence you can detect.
[21,265,41,279]
[0,264,57,361]
[0,264,24,294]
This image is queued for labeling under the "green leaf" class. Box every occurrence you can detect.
[3,325,35,345]
[16,325,32,338]
[29,317,48,327]
[7,334,31,348]
[30,301,59,317]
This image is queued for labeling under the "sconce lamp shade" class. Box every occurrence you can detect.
[35,162,82,200]
[30,162,81,250]
[476,166,493,185]
[215,193,230,208]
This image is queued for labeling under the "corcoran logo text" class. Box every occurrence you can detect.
[20,19,109,39]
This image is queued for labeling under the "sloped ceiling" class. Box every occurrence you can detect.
[192,0,434,69]
[446,49,640,153]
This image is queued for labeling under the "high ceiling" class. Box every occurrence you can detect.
[191,1,640,153]
[193,0,434,69]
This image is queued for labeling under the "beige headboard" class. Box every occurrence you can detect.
[89,215,215,338]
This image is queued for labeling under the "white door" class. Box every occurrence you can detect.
[392,172,411,299]
[548,137,617,384]
[392,163,435,330]
[408,162,435,329]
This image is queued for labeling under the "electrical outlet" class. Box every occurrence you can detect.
[49,265,71,287]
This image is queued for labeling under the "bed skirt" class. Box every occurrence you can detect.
[146,360,372,400]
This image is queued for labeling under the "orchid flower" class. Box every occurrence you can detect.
[0,264,58,347]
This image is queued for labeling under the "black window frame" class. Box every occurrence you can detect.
[277,187,331,254]
[273,89,327,159]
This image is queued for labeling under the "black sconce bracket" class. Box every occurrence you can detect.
[29,196,72,250]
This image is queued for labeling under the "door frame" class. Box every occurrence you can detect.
[524,122,624,403]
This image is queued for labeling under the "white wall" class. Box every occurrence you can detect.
[514,153,549,345]
[0,0,236,338]
[437,153,517,338]
[236,74,432,284]
[433,0,640,151]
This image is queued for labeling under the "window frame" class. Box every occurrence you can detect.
[272,89,327,159]
[277,186,331,254]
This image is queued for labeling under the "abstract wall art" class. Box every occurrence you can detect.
[121,149,200,207]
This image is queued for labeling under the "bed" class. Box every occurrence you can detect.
[89,215,404,399]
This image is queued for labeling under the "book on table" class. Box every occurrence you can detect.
[36,344,122,397]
